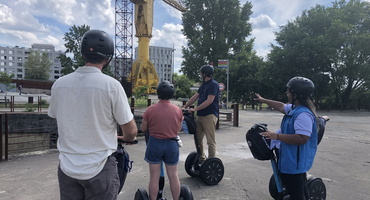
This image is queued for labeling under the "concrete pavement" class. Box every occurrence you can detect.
[0,109,370,199]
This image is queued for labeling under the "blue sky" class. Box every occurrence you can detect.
[0,0,363,73]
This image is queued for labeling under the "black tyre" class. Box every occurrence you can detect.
[180,184,194,200]
[199,158,224,185]
[269,174,287,200]
[185,152,198,177]
[134,188,149,200]
[269,174,278,199]
[307,178,326,200]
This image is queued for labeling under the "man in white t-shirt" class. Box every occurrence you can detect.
[48,29,137,200]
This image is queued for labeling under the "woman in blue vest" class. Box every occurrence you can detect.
[255,77,318,200]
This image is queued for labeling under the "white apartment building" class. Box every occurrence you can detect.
[0,44,63,81]
[134,46,174,83]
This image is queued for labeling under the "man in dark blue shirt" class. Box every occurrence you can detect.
[182,65,219,162]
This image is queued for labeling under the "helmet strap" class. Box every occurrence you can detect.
[291,93,298,109]
[102,56,113,70]
[202,73,206,82]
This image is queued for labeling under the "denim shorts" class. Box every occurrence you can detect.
[145,136,179,165]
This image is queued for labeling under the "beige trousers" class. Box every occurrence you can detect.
[196,114,218,161]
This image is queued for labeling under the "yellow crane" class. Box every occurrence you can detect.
[130,0,186,94]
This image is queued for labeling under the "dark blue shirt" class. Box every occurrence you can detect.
[197,79,219,117]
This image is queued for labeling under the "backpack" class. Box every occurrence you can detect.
[246,123,272,161]
[113,143,133,194]
[183,112,197,134]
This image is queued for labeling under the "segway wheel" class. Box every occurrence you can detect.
[199,158,224,185]
[269,174,278,199]
[185,152,198,177]
[134,188,149,200]
[180,184,194,200]
[307,178,326,200]
[269,174,287,200]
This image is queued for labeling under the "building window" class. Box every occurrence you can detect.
[17,74,22,78]
[8,50,13,54]
[17,68,22,72]
[17,62,22,66]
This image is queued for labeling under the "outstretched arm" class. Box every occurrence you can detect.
[254,93,285,114]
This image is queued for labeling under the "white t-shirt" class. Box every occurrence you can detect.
[48,66,133,180]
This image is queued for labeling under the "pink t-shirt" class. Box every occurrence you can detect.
[142,100,183,139]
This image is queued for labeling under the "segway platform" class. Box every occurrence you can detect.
[183,111,224,185]
[246,116,329,200]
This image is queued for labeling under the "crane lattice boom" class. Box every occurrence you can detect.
[162,0,186,12]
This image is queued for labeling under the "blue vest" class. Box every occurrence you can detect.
[278,106,317,174]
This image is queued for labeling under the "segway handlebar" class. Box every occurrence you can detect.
[118,139,138,145]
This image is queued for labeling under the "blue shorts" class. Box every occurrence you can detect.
[145,136,179,165]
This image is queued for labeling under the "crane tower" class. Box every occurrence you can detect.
[115,0,134,96]
[115,0,186,94]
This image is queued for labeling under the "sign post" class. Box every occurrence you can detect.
[218,59,229,109]
[218,83,225,91]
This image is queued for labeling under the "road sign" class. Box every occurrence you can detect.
[218,59,229,68]
[219,83,225,91]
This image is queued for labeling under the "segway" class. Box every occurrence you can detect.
[183,111,225,185]
[134,131,194,200]
[246,116,329,200]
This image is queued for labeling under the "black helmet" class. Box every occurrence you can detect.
[199,65,214,77]
[157,81,175,100]
[81,30,114,60]
[286,77,314,98]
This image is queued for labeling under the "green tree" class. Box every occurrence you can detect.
[181,0,254,81]
[265,0,370,109]
[172,73,194,99]
[228,50,264,104]
[133,85,149,99]
[0,72,15,92]
[24,51,52,80]
[59,25,116,77]
[59,25,90,75]
[0,72,15,108]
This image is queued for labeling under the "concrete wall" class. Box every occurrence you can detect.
[2,113,143,156]
[2,113,57,156]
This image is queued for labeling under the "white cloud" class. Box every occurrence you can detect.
[159,1,183,20]
[249,14,278,58]
[240,0,333,58]
[250,28,276,58]
[0,0,116,51]
[250,14,277,29]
